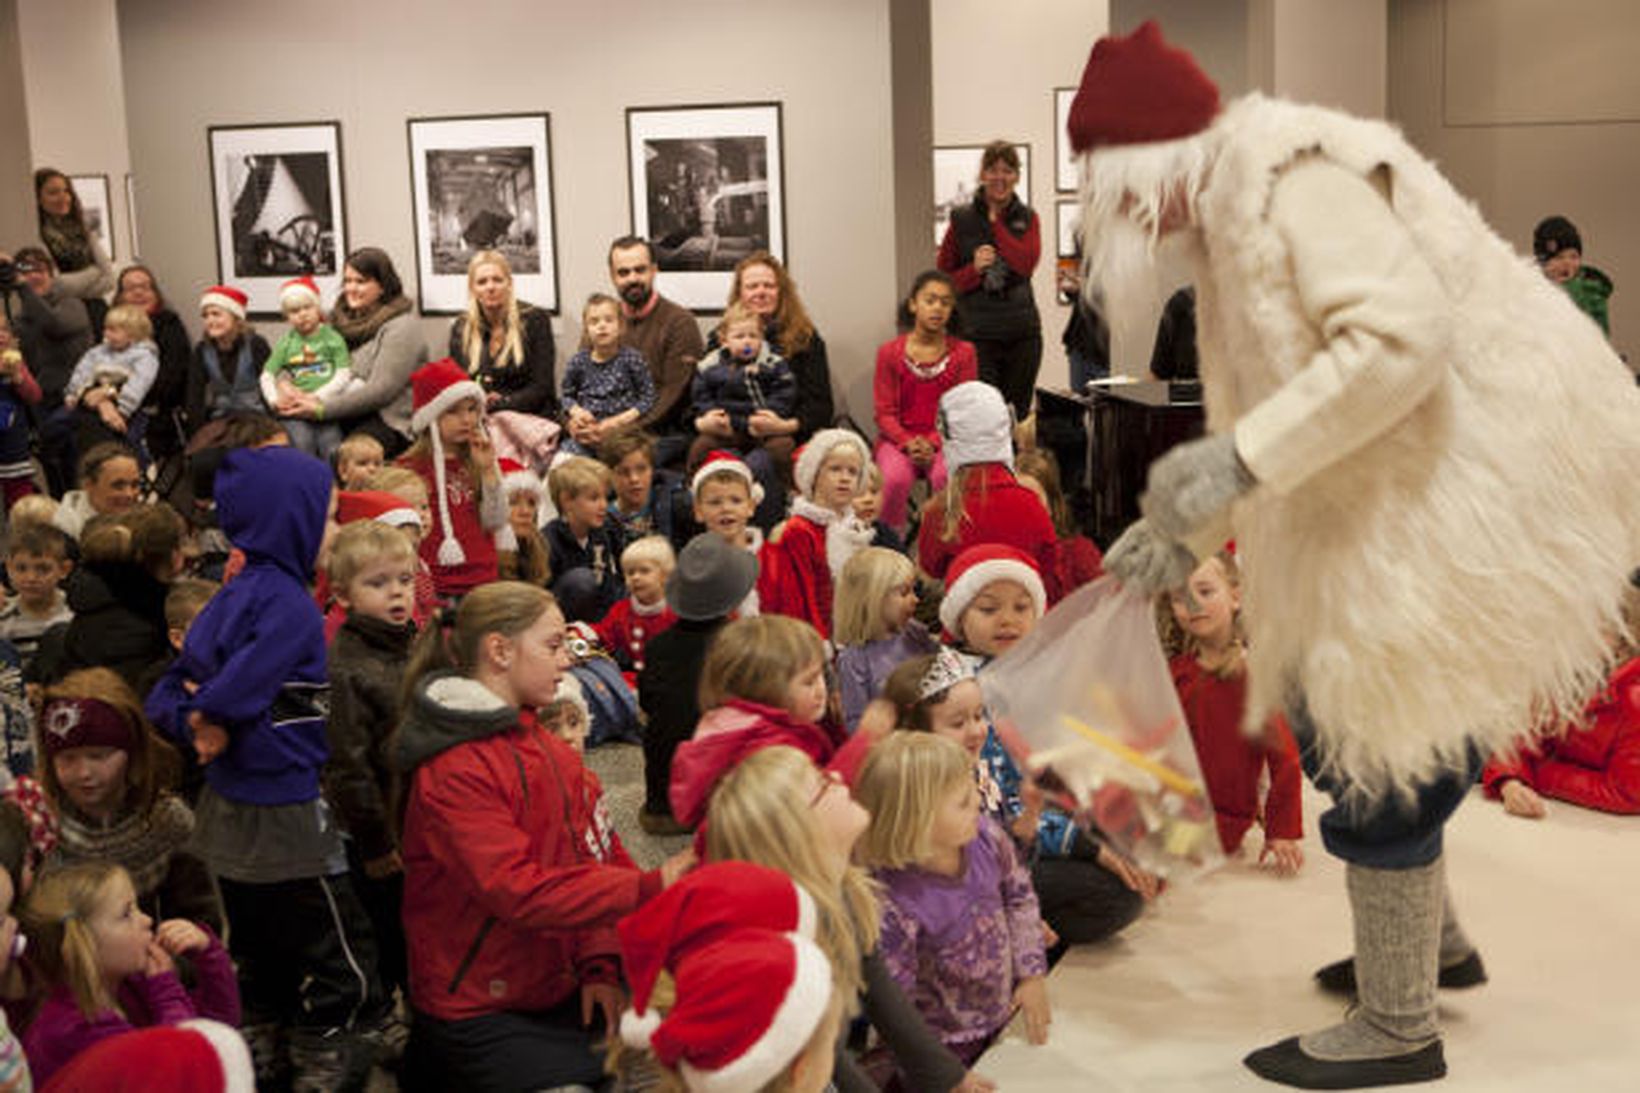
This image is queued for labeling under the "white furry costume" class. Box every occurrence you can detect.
[1124,96,1640,797]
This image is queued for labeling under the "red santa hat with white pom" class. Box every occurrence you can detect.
[938,542,1047,639]
[691,449,764,504]
[619,862,832,1093]
[409,358,490,567]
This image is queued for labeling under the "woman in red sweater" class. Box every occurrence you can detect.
[872,271,978,535]
[1161,550,1304,871]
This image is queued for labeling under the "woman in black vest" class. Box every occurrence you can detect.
[936,141,1043,419]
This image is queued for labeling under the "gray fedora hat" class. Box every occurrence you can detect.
[667,533,758,621]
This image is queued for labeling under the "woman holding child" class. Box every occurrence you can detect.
[719,252,835,446]
[448,250,558,419]
[275,247,427,457]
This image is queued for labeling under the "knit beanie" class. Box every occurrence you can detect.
[40,696,135,761]
[938,543,1047,638]
[792,429,870,498]
[937,382,1015,473]
[409,357,488,567]
[1533,216,1582,263]
[1067,20,1221,154]
[199,285,247,321]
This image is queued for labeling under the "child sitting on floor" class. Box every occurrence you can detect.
[497,459,551,586]
[758,428,874,639]
[833,546,935,732]
[852,461,908,555]
[545,456,625,622]
[603,430,691,549]
[855,732,1050,1065]
[691,450,763,615]
[334,432,385,492]
[1159,550,1304,873]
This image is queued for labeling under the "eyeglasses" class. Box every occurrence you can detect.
[808,768,845,807]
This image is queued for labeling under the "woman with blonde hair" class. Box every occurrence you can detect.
[718,252,834,446]
[448,249,558,419]
[707,745,995,1093]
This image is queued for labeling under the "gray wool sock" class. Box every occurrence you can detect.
[1301,858,1443,1061]
[1438,882,1475,967]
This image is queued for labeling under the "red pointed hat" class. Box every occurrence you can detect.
[1068,20,1220,154]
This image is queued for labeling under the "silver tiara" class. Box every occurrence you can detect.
[918,648,976,701]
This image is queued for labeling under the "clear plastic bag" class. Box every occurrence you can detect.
[979,576,1223,882]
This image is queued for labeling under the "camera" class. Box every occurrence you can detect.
[0,259,15,290]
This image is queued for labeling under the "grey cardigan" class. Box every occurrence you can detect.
[318,310,427,438]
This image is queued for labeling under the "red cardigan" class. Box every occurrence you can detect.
[872,335,978,449]
[1482,656,1640,814]
[916,463,1060,603]
[1170,655,1303,853]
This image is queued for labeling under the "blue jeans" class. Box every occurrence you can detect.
[1288,695,1484,870]
[281,417,344,461]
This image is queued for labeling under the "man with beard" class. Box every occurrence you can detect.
[1072,21,1640,1090]
[608,235,706,468]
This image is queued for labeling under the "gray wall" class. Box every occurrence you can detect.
[0,0,37,253]
[115,0,902,420]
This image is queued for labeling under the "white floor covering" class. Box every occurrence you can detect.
[976,783,1640,1091]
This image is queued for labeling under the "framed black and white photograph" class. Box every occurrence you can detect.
[932,144,1030,247]
[1055,200,1083,305]
[1054,88,1079,193]
[408,113,558,315]
[69,174,114,261]
[626,102,785,312]
[124,174,139,257]
[207,122,346,316]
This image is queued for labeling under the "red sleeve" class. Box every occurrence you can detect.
[828,727,876,787]
[937,222,982,294]
[994,209,1041,279]
[872,339,912,448]
[1529,750,1640,814]
[11,359,42,405]
[413,751,647,931]
[591,601,626,653]
[1260,716,1304,840]
[915,501,954,581]
[1480,750,1534,797]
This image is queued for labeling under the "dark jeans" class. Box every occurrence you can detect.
[403,997,605,1093]
[972,332,1044,421]
[346,838,407,1000]
[218,872,387,1032]
[1288,697,1485,869]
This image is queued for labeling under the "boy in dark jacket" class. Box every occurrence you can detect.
[325,521,419,1003]
[635,533,757,835]
[145,445,385,1090]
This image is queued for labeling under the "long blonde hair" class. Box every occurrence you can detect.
[461,250,525,371]
[705,746,877,1001]
[832,547,914,647]
[20,862,129,1018]
[699,616,825,711]
[854,733,972,870]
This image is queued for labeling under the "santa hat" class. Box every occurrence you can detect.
[278,275,322,311]
[938,543,1047,638]
[692,450,764,505]
[199,285,247,321]
[620,864,828,1093]
[409,358,489,567]
[499,458,545,504]
[1067,20,1220,154]
[336,489,421,530]
[42,1018,254,1092]
[937,382,1014,473]
[792,428,869,498]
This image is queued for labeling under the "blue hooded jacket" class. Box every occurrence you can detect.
[146,446,334,805]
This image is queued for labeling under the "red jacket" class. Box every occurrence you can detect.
[592,596,678,682]
[872,335,979,449]
[399,685,660,1021]
[916,463,1060,603]
[670,699,873,828]
[1170,655,1303,853]
[1482,656,1640,814]
[758,513,835,637]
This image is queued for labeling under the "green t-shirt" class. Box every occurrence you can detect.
[266,324,352,393]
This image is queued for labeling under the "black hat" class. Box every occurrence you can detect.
[666,533,757,621]
[1533,216,1582,263]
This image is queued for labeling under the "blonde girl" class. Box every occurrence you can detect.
[19,861,240,1085]
[450,250,558,419]
[833,546,936,731]
[855,732,1051,1064]
[706,745,995,1093]
[669,615,877,829]
[560,293,655,456]
[397,357,506,598]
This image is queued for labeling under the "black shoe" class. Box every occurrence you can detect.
[638,808,690,836]
[1314,950,1488,996]
[1244,1036,1446,1089]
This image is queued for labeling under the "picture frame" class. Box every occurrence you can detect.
[1055,200,1083,305]
[68,174,114,261]
[408,113,559,315]
[124,174,139,258]
[1054,87,1079,193]
[626,102,785,312]
[207,121,346,316]
[932,144,1030,247]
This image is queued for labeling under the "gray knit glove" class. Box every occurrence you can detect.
[1105,518,1200,595]
[1140,432,1256,542]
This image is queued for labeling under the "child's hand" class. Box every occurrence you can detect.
[154,919,209,955]
[1041,920,1059,951]
[1258,837,1305,875]
[698,409,732,437]
[470,418,495,465]
[276,377,299,400]
[188,711,229,764]
[659,847,697,888]
[952,1072,999,1093]
[1500,779,1547,819]
[581,980,626,1032]
[856,699,897,743]
[143,939,176,978]
[1012,975,1051,1045]
[1096,842,1161,900]
[363,850,404,879]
